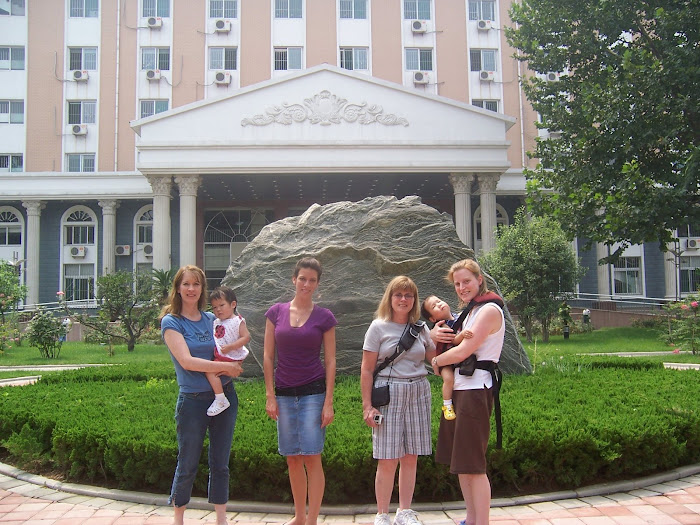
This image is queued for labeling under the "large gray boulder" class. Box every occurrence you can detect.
[223,195,531,376]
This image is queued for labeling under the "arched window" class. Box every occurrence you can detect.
[473,204,509,246]
[61,206,97,302]
[0,207,22,247]
[133,205,154,273]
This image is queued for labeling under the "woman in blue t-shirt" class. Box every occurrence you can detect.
[160,265,243,525]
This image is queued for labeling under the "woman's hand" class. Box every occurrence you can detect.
[321,402,334,428]
[430,320,455,345]
[266,396,279,421]
[219,361,242,378]
[363,406,381,428]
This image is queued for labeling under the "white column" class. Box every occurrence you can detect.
[98,200,119,275]
[663,241,680,300]
[596,242,612,298]
[175,175,201,268]
[147,175,172,271]
[449,173,473,247]
[477,174,500,253]
[21,200,45,308]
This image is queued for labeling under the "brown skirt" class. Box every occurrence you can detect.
[435,387,493,474]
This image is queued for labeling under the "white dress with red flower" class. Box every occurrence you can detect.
[213,315,249,361]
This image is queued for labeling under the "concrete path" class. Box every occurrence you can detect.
[1,461,700,525]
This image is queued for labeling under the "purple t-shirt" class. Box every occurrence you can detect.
[265,302,337,389]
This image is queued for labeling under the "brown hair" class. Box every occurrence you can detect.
[420,295,438,322]
[375,275,420,324]
[210,286,238,314]
[447,259,489,307]
[294,257,322,281]
[159,265,208,319]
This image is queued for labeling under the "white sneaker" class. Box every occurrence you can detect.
[374,513,391,525]
[394,509,423,525]
[207,397,230,417]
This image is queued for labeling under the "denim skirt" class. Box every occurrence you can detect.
[276,391,326,456]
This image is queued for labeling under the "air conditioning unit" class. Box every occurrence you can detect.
[147,16,162,29]
[214,19,231,33]
[115,244,131,256]
[546,71,560,82]
[413,71,430,85]
[686,238,700,250]
[479,70,495,81]
[146,69,161,81]
[214,71,231,85]
[411,20,427,33]
[143,243,154,257]
[477,19,492,31]
[71,124,87,136]
[70,246,86,258]
[73,70,89,81]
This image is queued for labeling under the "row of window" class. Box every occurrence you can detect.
[1,0,498,22]
[0,153,93,173]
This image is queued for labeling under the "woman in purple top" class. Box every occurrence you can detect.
[263,257,337,525]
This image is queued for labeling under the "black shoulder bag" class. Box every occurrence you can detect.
[371,321,425,408]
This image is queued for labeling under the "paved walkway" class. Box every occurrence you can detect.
[1,461,700,525]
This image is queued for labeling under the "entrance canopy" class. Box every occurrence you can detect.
[131,64,515,177]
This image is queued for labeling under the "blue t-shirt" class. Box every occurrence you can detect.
[161,311,231,393]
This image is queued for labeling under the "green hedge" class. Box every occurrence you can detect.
[1,358,699,503]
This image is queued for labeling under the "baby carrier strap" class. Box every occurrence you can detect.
[476,360,503,449]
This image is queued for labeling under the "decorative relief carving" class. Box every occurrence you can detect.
[146,175,172,196]
[175,176,201,197]
[241,90,409,127]
[98,200,120,215]
[449,173,474,194]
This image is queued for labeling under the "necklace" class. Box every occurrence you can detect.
[291,301,313,327]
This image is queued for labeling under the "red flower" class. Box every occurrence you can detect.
[681,304,689,310]
[692,301,699,308]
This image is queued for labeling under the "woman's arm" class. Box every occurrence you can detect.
[164,329,242,377]
[263,318,278,421]
[430,320,455,345]
[432,306,502,368]
[360,350,381,427]
[220,319,251,353]
[321,327,336,428]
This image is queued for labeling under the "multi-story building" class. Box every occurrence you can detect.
[1,0,697,307]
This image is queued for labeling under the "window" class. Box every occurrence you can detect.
[405,48,433,71]
[468,0,495,21]
[137,212,153,244]
[69,47,97,71]
[142,47,170,70]
[0,100,24,124]
[70,0,98,17]
[613,257,642,295]
[275,0,302,18]
[65,210,95,244]
[339,0,366,19]
[0,209,21,245]
[209,0,237,18]
[0,0,25,16]
[678,223,700,238]
[140,99,168,118]
[680,256,700,294]
[274,47,302,70]
[470,48,497,71]
[209,47,237,70]
[0,154,22,172]
[0,47,25,70]
[67,153,96,173]
[340,47,368,70]
[472,99,498,112]
[404,0,430,20]
[64,264,94,301]
[143,0,169,17]
[67,101,96,125]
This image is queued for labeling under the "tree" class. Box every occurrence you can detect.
[25,308,66,359]
[0,261,27,322]
[506,0,700,261]
[481,209,585,342]
[62,271,160,352]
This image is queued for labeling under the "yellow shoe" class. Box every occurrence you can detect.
[442,404,456,420]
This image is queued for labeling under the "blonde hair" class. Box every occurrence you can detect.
[375,275,420,324]
[447,259,489,307]
[159,265,209,319]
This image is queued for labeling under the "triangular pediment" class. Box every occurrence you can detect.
[131,64,515,175]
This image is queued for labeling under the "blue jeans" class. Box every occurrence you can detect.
[169,380,238,507]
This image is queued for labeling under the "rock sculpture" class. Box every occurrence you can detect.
[222,195,531,376]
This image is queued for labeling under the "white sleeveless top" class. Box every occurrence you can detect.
[453,302,505,391]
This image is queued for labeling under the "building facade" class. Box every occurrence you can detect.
[1,0,696,307]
